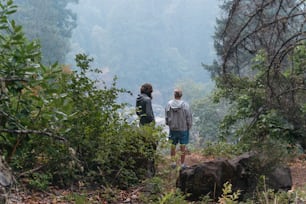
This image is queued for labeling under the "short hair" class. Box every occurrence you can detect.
[140,83,153,94]
[174,88,182,98]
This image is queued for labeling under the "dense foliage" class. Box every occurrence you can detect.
[207,0,306,152]
[0,0,163,190]
[192,96,229,144]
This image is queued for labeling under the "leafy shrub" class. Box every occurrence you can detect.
[44,54,164,188]
[28,172,52,191]
[157,189,188,204]
[91,124,163,188]
[218,181,241,204]
[0,0,165,190]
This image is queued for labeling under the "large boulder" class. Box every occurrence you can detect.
[176,159,238,200]
[176,152,292,201]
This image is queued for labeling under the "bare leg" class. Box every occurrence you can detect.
[171,144,176,159]
[170,145,177,168]
[180,145,186,165]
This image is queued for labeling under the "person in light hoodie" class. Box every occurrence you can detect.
[165,88,192,169]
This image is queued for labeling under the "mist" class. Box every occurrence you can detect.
[67,0,221,106]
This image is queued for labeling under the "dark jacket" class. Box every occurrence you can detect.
[136,93,155,125]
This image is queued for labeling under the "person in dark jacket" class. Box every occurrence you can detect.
[135,83,156,177]
[165,88,192,169]
[136,83,155,125]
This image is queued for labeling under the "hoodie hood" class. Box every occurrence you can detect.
[136,94,144,103]
[167,99,184,111]
[136,93,149,103]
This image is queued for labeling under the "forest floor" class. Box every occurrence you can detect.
[7,153,306,204]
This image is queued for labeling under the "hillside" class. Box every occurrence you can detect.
[7,153,306,203]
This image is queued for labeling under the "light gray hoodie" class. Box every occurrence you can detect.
[165,99,192,131]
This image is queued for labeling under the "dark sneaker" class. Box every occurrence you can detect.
[181,164,188,170]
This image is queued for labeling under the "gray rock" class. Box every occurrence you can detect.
[176,152,292,201]
[0,156,13,204]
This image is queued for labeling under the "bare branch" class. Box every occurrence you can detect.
[18,165,44,177]
[0,129,66,141]
[0,77,28,83]
[222,0,306,74]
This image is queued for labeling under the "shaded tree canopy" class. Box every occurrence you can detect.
[209,0,306,148]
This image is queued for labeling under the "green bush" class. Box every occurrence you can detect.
[157,189,188,204]
[0,1,164,190]
[28,172,52,191]
[41,55,164,188]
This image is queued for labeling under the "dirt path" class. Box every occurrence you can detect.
[289,156,306,189]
